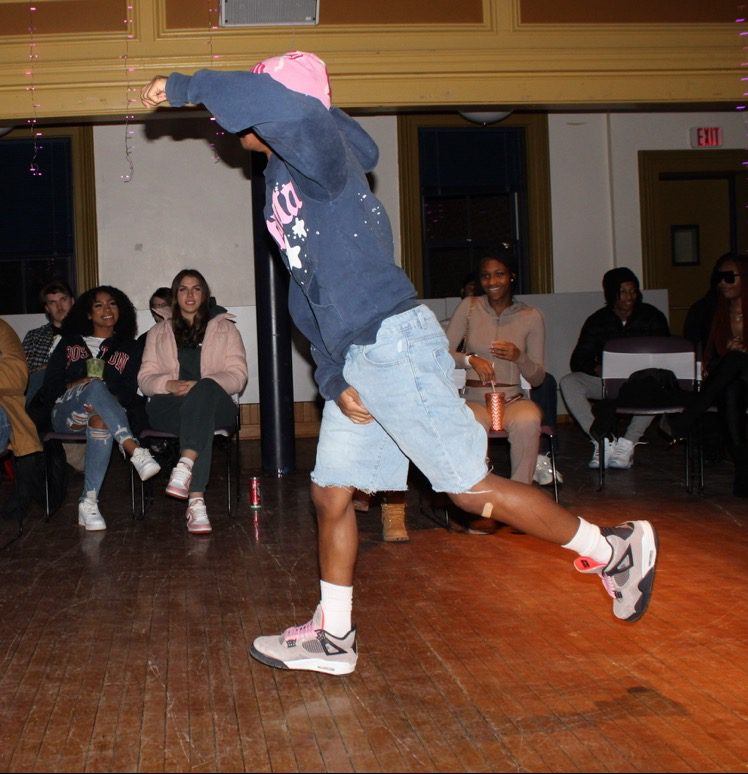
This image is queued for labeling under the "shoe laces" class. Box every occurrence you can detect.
[382,503,406,522]
[187,498,207,519]
[81,500,98,516]
[283,617,319,641]
[172,462,192,483]
[599,574,617,598]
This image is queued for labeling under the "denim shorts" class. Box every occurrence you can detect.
[311,305,488,493]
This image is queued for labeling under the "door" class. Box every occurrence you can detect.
[640,150,748,337]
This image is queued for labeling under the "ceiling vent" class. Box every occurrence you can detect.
[219,0,319,27]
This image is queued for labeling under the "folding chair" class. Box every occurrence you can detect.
[599,335,700,492]
[130,404,241,519]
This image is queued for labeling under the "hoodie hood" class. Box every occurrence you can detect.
[251,51,331,108]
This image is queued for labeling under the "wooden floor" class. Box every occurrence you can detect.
[0,423,747,773]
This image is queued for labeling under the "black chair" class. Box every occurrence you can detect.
[598,336,700,492]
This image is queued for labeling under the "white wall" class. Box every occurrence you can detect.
[93,115,401,310]
[7,109,743,404]
[90,115,401,403]
[549,111,746,292]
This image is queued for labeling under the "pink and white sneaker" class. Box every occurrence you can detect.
[250,605,358,675]
[166,461,192,499]
[185,498,212,534]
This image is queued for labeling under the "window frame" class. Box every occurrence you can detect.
[397,112,553,296]
[0,124,98,307]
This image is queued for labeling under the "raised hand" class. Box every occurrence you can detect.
[141,76,169,108]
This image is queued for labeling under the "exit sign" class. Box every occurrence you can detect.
[689,127,723,148]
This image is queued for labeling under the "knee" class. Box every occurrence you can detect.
[88,425,111,443]
[508,400,541,433]
[89,414,106,429]
[559,372,579,394]
[195,377,223,397]
[311,483,352,519]
[85,378,109,401]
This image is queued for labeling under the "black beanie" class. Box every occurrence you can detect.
[602,267,639,306]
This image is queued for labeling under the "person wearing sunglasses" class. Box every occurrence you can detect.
[668,252,748,496]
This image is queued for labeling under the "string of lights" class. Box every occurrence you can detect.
[25,2,42,176]
[207,0,225,162]
[121,1,136,182]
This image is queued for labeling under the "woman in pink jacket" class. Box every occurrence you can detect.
[139,269,248,534]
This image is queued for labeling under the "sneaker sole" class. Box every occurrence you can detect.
[166,484,190,500]
[78,518,106,531]
[534,475,562,486]
[249,644,356,675]
[136,464,161,482]
[187,522,212,534]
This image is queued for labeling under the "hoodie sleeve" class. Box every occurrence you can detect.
[310,344,348,403]
[569,310,605,375]
[166,70,349,200]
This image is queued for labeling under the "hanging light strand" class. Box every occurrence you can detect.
[26,3,42,176]
[738,6,748,175]
[207,0,225,162]
[121,2,136,182]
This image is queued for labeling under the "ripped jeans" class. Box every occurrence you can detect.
[51,379,134,498]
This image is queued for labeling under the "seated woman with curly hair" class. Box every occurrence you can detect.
[40,285,161,530]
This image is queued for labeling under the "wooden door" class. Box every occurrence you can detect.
[640,150,748,337]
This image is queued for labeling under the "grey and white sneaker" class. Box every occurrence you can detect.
[588,438,613,469]
[250,605,357,675]
[607,437,637,469]
[533,453,564,486]
[574,520,659,622]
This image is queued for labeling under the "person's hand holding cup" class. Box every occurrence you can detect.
[86,357,105,379]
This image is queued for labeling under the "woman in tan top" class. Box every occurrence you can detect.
[446,256,545,494]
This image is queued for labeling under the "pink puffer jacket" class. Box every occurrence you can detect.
[138,314,248,398]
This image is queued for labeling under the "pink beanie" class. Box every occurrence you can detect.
[251,51,331,108]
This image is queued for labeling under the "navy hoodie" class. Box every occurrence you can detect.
[165,69,418,401]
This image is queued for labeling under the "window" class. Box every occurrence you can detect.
[398,113,553,298]
[0,125,98,314]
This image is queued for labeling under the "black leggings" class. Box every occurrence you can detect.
[688,351,748,446]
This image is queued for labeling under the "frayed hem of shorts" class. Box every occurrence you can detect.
[310,477,407,495]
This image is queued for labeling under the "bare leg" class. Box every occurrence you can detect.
[449,472,579,544]
[311,482,359,586]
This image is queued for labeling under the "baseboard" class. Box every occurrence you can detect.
[239,400,322,440]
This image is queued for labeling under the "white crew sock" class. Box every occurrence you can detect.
[562,517,613,566]
[319,580,353,637]
[178,456,194,470]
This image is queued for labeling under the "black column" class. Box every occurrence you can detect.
[251,152,296,476]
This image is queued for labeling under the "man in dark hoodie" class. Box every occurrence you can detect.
[142,52,660,676]
[560,267,670,471]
